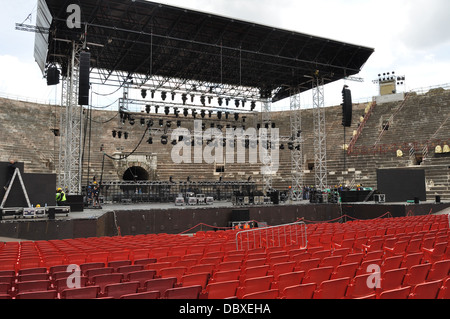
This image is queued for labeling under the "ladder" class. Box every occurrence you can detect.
[1,168,31,208]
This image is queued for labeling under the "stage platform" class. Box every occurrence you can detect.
[0,200,449,242]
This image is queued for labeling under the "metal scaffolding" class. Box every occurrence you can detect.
[290,88,304,200]
[261,97,273,195]
[58,42,84,195]
[312,76,328,190]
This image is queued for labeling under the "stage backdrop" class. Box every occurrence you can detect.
[377,168,426,203]
[1,162,56,208]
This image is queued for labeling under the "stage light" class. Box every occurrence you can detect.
[208,110,213,118]
[166,121,172,128]
[225,112,229,120]
[226,98,230,106]
[242,100,246,108]
[129,118,135,126]
[155,105,160,114]
[159,119,164,127]
[112,130,117,138]
[192,109,197,118]
[124,132,129,140]
[280,144,285,150]
[145,105,150,114]
[140,118,146,126]
[118,131,122,139]
[218,97,223,106]
[201,110,206,118]
[141,89,147,99]
[161,91,167,101]
[147,137,153,144]
[171,140,177,146]
[171,92,176,101]
[191,94,195,103]
[208,96,212,104]
[151,90,155,99]
[164,107,170,116]
[177,120,182,128]
[183,108,189,117]
[217,111,222,120]
[272,123,276,129]
[174,107,179,117]
[200,95,206,106]
[234,113,239,121]
[235,99,240,108]
[161,135,168,145]
[182,94,187,105]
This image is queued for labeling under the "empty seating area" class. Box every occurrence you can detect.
[0,214,448,299]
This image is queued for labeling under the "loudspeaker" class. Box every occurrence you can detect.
[436,196,441,204]
[47,66,60,86]
[78,51,91,106]
[342,86,352,127]
[48,208,55,220]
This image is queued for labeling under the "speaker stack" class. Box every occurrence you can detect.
[46,66,60,86]
[342,86,353,127]
[78,51,91,106]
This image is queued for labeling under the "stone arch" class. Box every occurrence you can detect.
[122,166,150,181]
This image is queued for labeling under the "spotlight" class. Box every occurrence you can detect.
[190,94,195,103]
[161,91,167,101]
[147,137,153,144]
[217,111,222,120]
[226,98,230,106]
[218,97,223,106]
[112,130,117,138]
[183,108,189,117]
[234,113,239,121]
[159,119,164,127]
[208,96,213,104]
[161,135,168,145]
[235,99,240,108]
[182,94,187,105]
[140,118,146,126]
[164,107,170,116]
[151,90,155,99]
[174,107,179,117]
[177,120,182,128]
[145,105,150,114]
[166,121,172,128]
[251,101,256,111]
[129,118,135,126]
[171,92,176,101]
[155,105,160,114]
[171,140,177,146]
[201,110,206,118]
[141,89,147,99]
[118,131,122,139]
[124,132,129,140]
[225,112,229,120]
[200,95,206,106]
[208,110,213,118]
[192,109,197,118]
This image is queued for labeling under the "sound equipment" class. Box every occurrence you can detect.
[436,196,441,204]
[48,207,55,220]
[46,66,60,86]
[78,51,91,105]
[342,86,352,127]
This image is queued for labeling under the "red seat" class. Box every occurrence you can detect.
[379,268,408,292]
[426,259,450,282]
[236,276,273,299]
[210,269,241,283]
[242,289,279,300]
[80,262,105,275]
[205,280,239,299]
[437,278,450,299]
[346,274,376,299]
[303,267,333,285]
[104,282,140,299]
[409,279,444,299]
[282,283,316,299]
[126,270,156,290]
[121,291,160,299]
[189,264,215,275]
[15,290,57,299]
[402,264,432,287]
[117,265,145,277]
[383,241,409,257]
[15,280,51,295]
[18,273,50,282]
[164,285,202,299]
[61,286,100,299]
[85,267,114,281]
[422,243,447,263]
[270,261,296,280]
[108,260,132,271]
[91,273,124,295]
[54,276,88,294]
[295,258,321,272]
[271,271,305,292]
[313,277,350,299]
[378,286,411,299]
[160,267,187,281]
[401,252,423,269]
[381,255,403,272]
[145,277,177,295]
[320,256,343,269]
[239,265,269,283]
[180,273,211,290]
[331,263,359,280]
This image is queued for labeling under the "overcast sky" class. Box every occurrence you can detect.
[1,0,449,110]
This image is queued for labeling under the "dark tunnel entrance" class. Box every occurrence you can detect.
[122,166,150,182]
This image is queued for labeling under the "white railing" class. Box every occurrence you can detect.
[236,221,307,251]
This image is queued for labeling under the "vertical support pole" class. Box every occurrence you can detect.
[312,75,328,191]
[290,87,303,201]
[261,97,273,195]
[58,42,83,195]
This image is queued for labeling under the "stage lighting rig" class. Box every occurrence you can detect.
[141,89,147,99]
[183,108,189,117]
[164,107,170,115]
[182,94,188,105]
[145,105,150,114]
[200,95,206,106]
[251,101,256,111]
[154,105,160,114]
[235,99,240,108]
[161,91,167,101]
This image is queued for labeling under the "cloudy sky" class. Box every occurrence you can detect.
[1,0,449,109]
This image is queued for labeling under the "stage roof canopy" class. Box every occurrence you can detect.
[42,0,374,102]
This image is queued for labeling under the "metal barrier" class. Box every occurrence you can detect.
[236,221,307,251]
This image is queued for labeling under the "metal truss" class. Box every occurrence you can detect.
[312,76,328,191]
[290,88,304,200]
[58,42,84,195]
[261,98,273,195]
